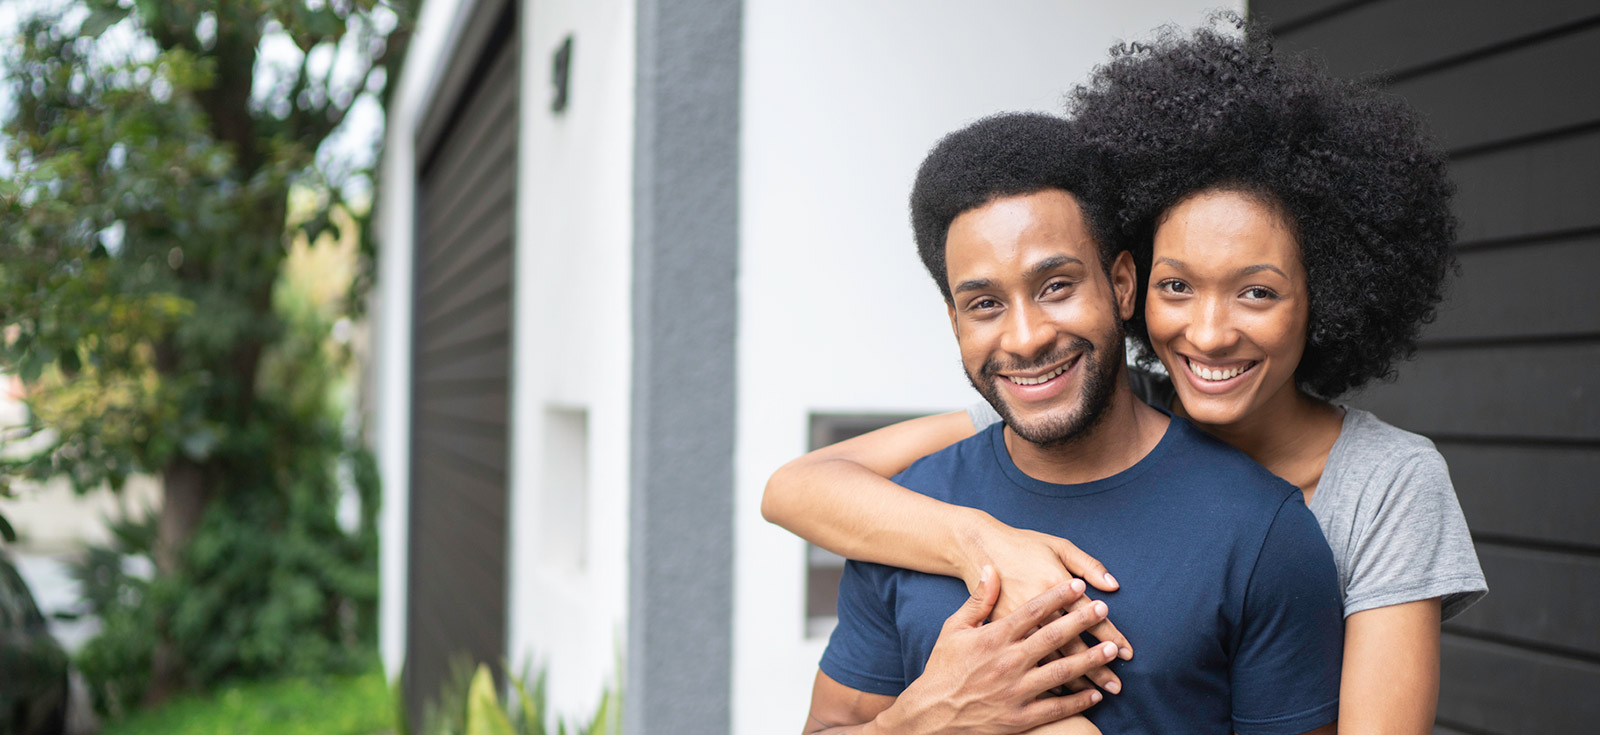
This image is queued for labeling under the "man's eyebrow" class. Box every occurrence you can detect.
[1154,257,1289,280]
[954,278,998,295]
[953,255,1086,294]
[1024,254,1085,280]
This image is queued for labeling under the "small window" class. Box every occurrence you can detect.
[804,413,923,639]
[540,407,589,572]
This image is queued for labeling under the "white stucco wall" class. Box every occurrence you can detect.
[376,0,634,720]
[504,0,634,722]
[735,2,1237,731]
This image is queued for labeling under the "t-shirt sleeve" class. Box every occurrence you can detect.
[1341,448,1487,621]
[967,401,1002,431]
[818,561,907,696]
[1231,497,1344,735]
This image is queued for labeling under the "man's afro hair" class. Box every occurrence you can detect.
[1068,18,1457,398]
[910,112,1115,303]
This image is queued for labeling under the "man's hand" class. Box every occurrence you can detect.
[884,566,1118,735]
[962,524,1133,693]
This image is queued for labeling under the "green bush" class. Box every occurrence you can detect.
[101,666,393,735]
[71,292,380,716]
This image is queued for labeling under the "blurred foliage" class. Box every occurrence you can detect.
[0,0,417,709]
[98,663,393,735]
[415,660,621,735]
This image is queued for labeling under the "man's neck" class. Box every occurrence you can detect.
[1003,376,1170,485]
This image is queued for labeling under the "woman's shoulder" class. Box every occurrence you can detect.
[1321,410,1486,620]
[1330,408,1445,476]
[1317,408,1459,524]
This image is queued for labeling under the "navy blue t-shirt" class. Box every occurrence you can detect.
[819,417,1343,735]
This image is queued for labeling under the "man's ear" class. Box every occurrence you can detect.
[1111,250,1137,321]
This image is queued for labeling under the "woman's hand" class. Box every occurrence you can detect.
[958,519,1134,693]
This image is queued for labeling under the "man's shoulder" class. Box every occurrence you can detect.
[1154,418,1300,502]
[892,422,1004,491]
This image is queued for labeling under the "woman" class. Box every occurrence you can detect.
[764,24,1486,733]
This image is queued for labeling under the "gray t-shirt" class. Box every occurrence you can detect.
[966,402,1487,620]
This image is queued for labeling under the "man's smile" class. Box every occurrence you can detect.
[1002,356,1078,386]
[992,351,1084,405]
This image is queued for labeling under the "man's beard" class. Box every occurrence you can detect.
[966,330,1124,448]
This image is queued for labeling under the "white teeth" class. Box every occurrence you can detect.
[1189,359,1253,382]
[1008,363,1069,386]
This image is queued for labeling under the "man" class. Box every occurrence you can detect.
[804,113,1343,734]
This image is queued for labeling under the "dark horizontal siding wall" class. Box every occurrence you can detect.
[1252,1,1600,732]
[405,0,518,722]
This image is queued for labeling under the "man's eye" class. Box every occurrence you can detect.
[1042,280,1072,297]
[971,298,999,311]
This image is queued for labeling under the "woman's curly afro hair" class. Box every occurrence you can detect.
[1067,17,1458,399]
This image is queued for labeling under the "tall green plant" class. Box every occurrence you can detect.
[418,663,621,735]
[1,0,417,705]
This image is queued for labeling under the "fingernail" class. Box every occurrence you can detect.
[1092,600,1108,617]
[1104,679,1121,694]
[1090,690,1102,704]
[1070,578,1085,592]
[1103,572,1117,587]
[1101,642,1117,657]
[1119,647,1133,660]
[980,565,992,584]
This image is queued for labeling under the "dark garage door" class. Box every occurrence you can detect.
[405,0,518,717]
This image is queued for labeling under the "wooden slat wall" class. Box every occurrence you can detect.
[404,0,518,719]
[1254,1,1600,731]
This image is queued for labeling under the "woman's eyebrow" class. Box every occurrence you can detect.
[1153,256,1288,280]
[1237,263,1289,278]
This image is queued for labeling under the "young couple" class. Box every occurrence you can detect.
[764,24,1485,735]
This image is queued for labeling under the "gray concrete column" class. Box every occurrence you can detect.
[627,0,740,732]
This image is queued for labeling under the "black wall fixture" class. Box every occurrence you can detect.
[551,34,573,113]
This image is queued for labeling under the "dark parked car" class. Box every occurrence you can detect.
[0,553,68,735]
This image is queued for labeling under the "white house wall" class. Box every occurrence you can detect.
[506,0,634,722]
[735,1,1236,731]
[377,0,635,721]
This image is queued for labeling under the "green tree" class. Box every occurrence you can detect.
[1,0,417,706]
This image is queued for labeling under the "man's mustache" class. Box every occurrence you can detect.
[979,338,1095,379]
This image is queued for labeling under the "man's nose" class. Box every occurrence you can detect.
[1000,301,1056,360]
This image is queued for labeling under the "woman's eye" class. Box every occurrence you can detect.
[1242,286,1278,300]
[1157,279,1191,294]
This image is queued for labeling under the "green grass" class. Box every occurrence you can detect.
[102,667,395,735]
